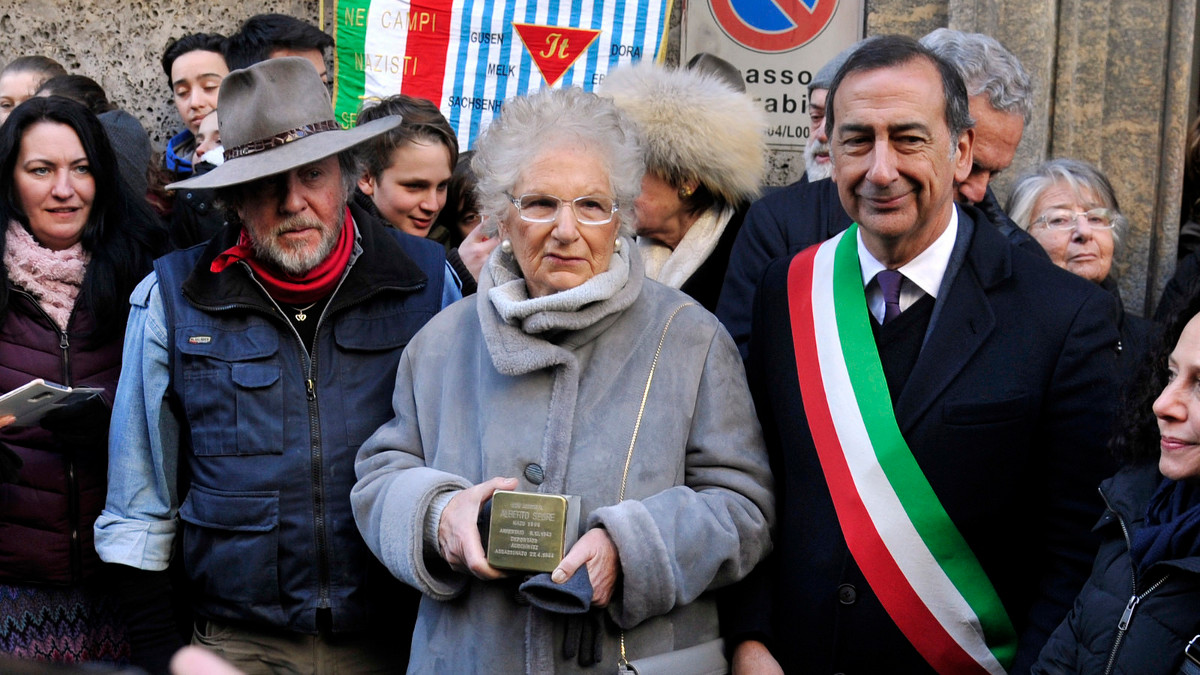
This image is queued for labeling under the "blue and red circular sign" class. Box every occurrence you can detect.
[710,0,838,53]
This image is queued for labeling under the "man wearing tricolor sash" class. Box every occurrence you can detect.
[724,36,1121,674]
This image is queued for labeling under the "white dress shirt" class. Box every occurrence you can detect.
[858,207,959,324]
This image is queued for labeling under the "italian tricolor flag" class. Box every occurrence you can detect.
[786,227,1017,674]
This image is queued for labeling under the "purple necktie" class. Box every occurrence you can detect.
[876,269,904,324]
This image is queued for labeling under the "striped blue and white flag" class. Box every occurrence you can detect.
[334,0,671,148]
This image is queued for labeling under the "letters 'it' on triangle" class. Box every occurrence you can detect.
[513,23,602,87]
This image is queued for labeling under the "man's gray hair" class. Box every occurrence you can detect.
[1005,157,1127,245]
[920,28,1033,123]
[471,87,644,238]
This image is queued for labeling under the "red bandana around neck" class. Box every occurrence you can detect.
[210,207,355,305]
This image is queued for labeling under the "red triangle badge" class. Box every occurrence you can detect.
[513,23,602,87]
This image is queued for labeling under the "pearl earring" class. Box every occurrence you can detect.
[500,239,513,254]
[613,238,623,252]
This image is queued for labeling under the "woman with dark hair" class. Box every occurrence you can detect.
[0,96,168,665]
[1033,284,1200,674]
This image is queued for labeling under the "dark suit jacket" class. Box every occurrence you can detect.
[716,179,1048,359]
[723,207,1122,674]
[715,177,852,359]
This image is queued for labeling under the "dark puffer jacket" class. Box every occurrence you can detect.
[1033,462,1200,674]
[0,285,121,585]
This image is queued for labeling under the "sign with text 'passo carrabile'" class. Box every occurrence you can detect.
[334,0,672,149]
[683,0,863,152]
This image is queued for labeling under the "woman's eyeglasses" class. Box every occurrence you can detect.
[1032,208,1117,231]
[508,193,618,226]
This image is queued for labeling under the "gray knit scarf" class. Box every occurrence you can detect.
[480,236,643,376]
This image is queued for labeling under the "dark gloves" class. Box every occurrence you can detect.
[543,567,604,668]
[39,394,111,447]
[519,566,593,615]
[562,610,606,668]
[0,441,21,484]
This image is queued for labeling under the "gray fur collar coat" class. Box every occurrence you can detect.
[352,242,774,673]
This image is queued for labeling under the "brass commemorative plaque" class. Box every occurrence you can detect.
[486,491,580,573]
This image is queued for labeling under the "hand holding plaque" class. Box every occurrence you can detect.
[440,476,518,579]
[484,491,582,573]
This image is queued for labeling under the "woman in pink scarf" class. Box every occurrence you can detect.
[0,95,167,668]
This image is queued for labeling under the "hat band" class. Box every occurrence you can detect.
[225,120,343,160]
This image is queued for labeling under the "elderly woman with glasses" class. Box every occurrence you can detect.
[1007,158,1152,376]
[350,86,773,673]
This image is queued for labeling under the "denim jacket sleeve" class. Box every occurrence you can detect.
[94,271,180,572]
[443,264,463,308]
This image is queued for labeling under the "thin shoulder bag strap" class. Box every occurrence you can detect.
[616,301,694,672]
[617,301,694,502]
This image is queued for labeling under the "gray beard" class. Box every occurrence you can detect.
[250,216,341,276]
[804,140,833,182]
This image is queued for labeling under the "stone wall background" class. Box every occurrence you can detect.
[1,0,1193,313]
[946,0,1195,315]
[0,1,327,147]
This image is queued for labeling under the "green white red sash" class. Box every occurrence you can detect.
[786,227,1017,674]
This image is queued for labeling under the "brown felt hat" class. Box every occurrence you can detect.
[168,57,401,190]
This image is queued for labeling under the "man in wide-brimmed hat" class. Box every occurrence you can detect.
[96,57,460,673]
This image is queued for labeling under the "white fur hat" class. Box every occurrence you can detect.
[601,62,766,206]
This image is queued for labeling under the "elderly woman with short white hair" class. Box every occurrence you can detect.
[1007,158,1152,377]
[351,86,773,674]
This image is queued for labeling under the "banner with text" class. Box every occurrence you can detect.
[334,0,671,148]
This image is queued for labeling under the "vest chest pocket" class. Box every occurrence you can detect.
[179,328,285,456]
[333,314,417,446]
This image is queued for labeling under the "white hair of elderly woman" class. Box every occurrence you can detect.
[1005,157,1127,246]
[471,86,645,239]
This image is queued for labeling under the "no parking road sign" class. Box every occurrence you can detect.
[709,0,838,53]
